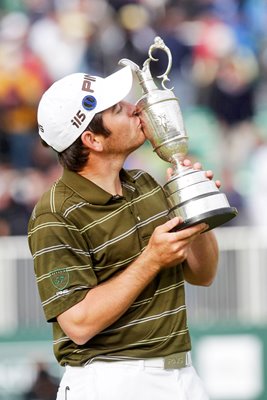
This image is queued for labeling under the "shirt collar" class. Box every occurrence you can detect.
[60,168,135,205]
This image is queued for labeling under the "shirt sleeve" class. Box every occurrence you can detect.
[28,212,97,322]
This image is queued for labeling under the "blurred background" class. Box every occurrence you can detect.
[0,0,267,399]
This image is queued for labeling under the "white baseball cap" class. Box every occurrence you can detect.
[37,66,133,152]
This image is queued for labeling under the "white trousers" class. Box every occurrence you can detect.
[56,357,209,400]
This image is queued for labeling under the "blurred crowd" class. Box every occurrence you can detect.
[1,0,267,236]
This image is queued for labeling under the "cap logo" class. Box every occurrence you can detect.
[82,74,96,93]
[82,95,97,111]
[71,74,97,129]
[71,110,86,128]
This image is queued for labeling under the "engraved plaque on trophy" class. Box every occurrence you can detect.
[119,37,237,231]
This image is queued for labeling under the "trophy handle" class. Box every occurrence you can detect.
[119,36,173,93]
[144,36,173,90]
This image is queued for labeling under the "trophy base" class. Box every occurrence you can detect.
[170,207,238,232]
[164,167,238,232]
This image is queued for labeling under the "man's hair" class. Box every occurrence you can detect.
[41,112,111,172]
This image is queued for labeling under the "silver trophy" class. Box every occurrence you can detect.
[119,36,237,231]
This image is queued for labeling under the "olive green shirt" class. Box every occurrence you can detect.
[28,168,191,366]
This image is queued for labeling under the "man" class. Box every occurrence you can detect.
[28,65,219,400]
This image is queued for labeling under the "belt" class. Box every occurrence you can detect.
[88,351,192,370]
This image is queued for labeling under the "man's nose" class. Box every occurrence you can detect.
[127,104,136,116]
[123,102,140,117]
[131,105,140,117]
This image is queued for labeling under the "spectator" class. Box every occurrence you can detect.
[0,11,51,169]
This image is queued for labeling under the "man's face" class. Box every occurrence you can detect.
[100,101,146,156]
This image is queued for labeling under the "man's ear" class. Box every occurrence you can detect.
[81,130,103,152]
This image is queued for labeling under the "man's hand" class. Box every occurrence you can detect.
[167,158,221,188]
[142,216,208,272]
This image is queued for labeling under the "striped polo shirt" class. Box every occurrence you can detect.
[28,168,191,366]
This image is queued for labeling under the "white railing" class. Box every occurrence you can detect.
[0,235,45,333]
[186,225,267,324]
[0,226,267,334]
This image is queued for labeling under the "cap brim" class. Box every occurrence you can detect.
[96,65,133,113]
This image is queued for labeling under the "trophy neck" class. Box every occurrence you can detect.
[136,68,159,95]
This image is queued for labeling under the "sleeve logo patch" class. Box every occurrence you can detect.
[50,268,69,290]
